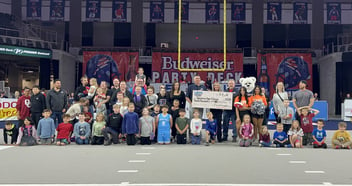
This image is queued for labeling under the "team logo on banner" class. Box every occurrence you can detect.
[206,2,220,24]
[231,2,245,24]
[174,1,189,23]
[27,0,42,20]
[150,1,164,23]
[86,0,101,21]
[113,0,127,22]
[293,2,307,24]
[327,3,341,24]
[257,53,312,98]
[267,2,281,24]
[50,0,65,21]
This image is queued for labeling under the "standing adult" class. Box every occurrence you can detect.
[292,80,314,124]
[235,87,251,138]
[222,79,238,142]
[249,85,267,140]
[186,75,207,118]
[16,87,31,127]
[110,81,133,104]
[169,82,186,109]
[261,87,270,126]
[111,78,120,93]
[100,81,112,114]
[30,85,46,128]
[46,79,67,126]
[272,82,288,123]
[210,82,224,142]
[74,76,89,101]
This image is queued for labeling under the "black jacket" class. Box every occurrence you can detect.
[30,93,46,113]
[74,85,88,101]
[107,113,123,133]
[46,89,67,112]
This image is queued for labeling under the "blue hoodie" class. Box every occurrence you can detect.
[273,131,288,141]
[122,112,139,134]
[37,117,56,138]
[205,119,217,134]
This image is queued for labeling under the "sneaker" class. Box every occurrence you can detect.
[335,146,340,149]
[259,144,262,147]
[205,142,210,146]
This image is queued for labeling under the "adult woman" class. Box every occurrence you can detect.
[210,82,223,142]
[235,87,251,137]
[169,82,186,109]
[272,82,288,123]
[249,85,267,140]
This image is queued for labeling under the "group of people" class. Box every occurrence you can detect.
[3,67,351,149]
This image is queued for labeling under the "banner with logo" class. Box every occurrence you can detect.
[152,52,243,84]
[174,1,189,23]
[86,0,101,21]
[327,3,341,24]
[206,2,220,24]
[112,0,127,22]
[83,51,139,85]
[257,52,312,98]
[267,2,281,24]
[0,99,18,121]
[293,2,307,24]
[0,45,52,58]
[231,2,245,24]
[150,1,164,23]
[27,0,42,20]
[50,0,65,21]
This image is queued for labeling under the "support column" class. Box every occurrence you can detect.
[131,0,145,47]
[311,0,324,49]
[69,0,82,47]
[11,0,21,19]
[251,0,264,49]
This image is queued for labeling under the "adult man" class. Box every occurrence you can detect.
[74,76,89,101]
[46,79,67,126]
[131,78,147,95]
[110,81,133,105]
[111,78,120,93]
[30,85,46,128]
[186,75,207,118]
[222,79,238,142]
[292,80,314,124]
[16,87,31,127]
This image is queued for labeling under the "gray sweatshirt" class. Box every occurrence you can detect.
[278,106,294,125]
[46,88,67,112]
[37,118,56,138]
[74,122,91,138]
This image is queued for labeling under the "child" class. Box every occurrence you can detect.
[83,106,93,125]
[3,122,18,145]
[288,120,304,148]
[273,123,290,148]
[115,92,124,106]
[146,86,158,111]
[103,104,123,145]
[122,103,139,145]
[169,99,180,142]
[139,108,155,145]
[298,106,320,145]
[156,105,173,144]
[259,125,271,147]
[37,109,56,145]
[151,104,161,118]
[205,112,217,146]
[312,119,327,149]
[175,109,189,144]
[135,67,146,85]
[91,113,106,145]
[133,86,147,117]
[157,88,169,107]
[190,109,202,145]
[94,88,107,116]
[239,114,254,147]
[87,78,98,99]
[16,117,38,146]
[278,99,294,134]
[120,97,130,116]
[332,122,352,149]
[73,113,91,145]
[56,114,73,146]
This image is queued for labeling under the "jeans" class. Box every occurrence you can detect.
[31,112,42,129]
[191,134,201,145]
[102,127,120,144]
[51,111,63,127]
[240,139,252,147]
[223,110,236,139]
[76,137,89,145]
[127,134,137,145]
[260,141,272,147]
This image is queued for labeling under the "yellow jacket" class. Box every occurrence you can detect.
[332,130,351,146]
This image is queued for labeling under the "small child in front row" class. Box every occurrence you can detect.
[332,122,352,149]
[156,105,173,145]
[259,125,271,147]
[273,123,290,148]
[205,112,217,146]
[175,109,189,144]
[37,109,56,145]
[312,119,327,149]
[122,103,139,145]
[298,106,320,146]
[239,114,254,147]
[16,117,38,146]
[3,122,18,145]
[190,109,202,145]
[103,104,123,146]
[151,104,161,143]
[74,113,91,145]
[56,114,73,146]
[91,113,106,145]
[288,120,304,148]
[139,108,155,145]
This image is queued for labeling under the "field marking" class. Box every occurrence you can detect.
[276,153,292,156]
[141,147,155,150]
[0,146,14,151]
[305,171,325,174]
[136,153,151,155]
[289,161,307,164]
[128,160,146,163]
[267,148,281,150]
[323,182,333,185]
[117,170,139,173]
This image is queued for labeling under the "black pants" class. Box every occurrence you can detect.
[303,133,313,146]
[313,143,327,149]
[211,109,223,142]
[127,134,137,145]
[283,124,291,135]
[274,112,280,123]
[91,136,104,145]
[3,129,18,144]
[31,112,42,129]
[140,137,151,145]
[177,134,187,144]
[102,127,120,144]
[273,140,289,147]
[295,112,301,125]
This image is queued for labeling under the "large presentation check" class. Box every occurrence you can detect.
[192,91,233,110]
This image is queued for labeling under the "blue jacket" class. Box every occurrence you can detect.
[122,112,139,134]
[273,131,288,141]
[37,117,56,138]
[205,119,217,134]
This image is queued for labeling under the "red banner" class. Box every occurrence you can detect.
[83,51,139,85]
[152,52,243,84]
[257,53,312,98]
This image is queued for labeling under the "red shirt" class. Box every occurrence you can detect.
[84,112,93,123]
[16,95,31,120]
[300,113,315,133]
[57,123,73,139]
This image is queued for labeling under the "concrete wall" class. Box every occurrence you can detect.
[52,49,76,94]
